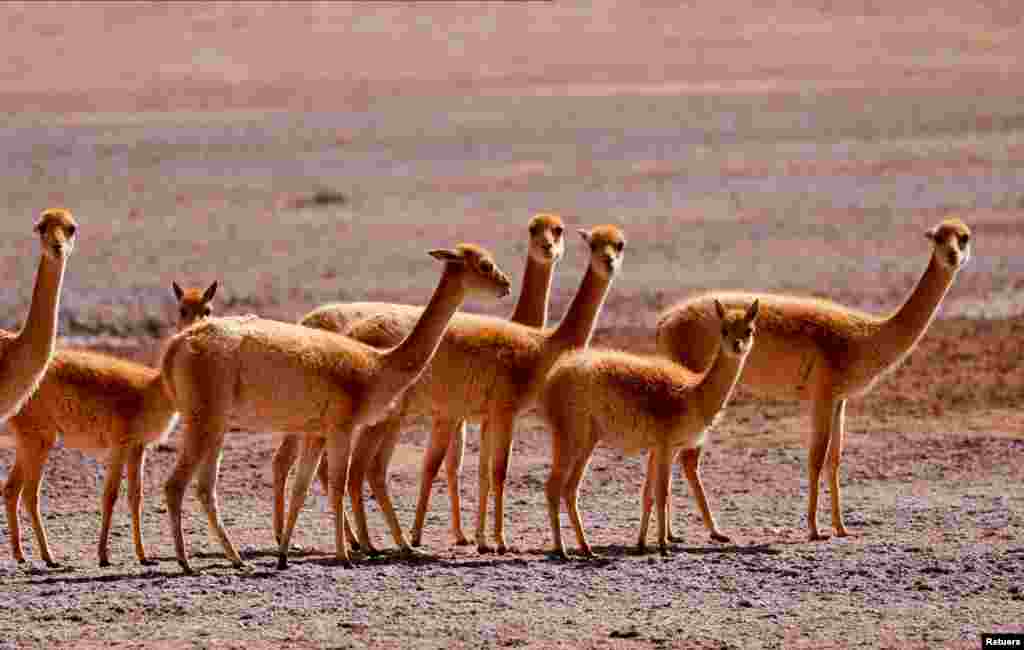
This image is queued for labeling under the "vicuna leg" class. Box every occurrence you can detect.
[10,434,57,566]
[195,440,245,568]
[98,445,129,567]
[126,444,155,565]
[475,414,496,554]
[653,443,672,556]
[271,434,300,546]
[410,416,455,547]
[277,436,325,569]
[348,422,386,556]
[806,393,836,541]
[324,432,353,567]
[637,449,657,552]
[545,429,574,560]
[488,410,517,554]
[164,412,227,575]
[564,440,598,558]
[365,416,416,554]
[306,448,359,551]
[445,419,469,546]
[828,399,849,537]
[680,446,730,543]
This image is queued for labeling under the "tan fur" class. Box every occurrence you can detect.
[654,218,971,542]
[2,283,216,567]
[297,225,624,556]
[0,209,76,424]
[280,214,565,547]
[541,301,758,558]
[159,244,511,572]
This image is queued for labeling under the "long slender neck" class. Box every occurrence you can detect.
[696,348,748,424]
[548,264,610,352]
[383,268,465,375]
[17,251,66,362]
[872,254,956,363]
[509,255,554,328]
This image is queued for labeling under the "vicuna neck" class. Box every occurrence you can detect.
[18,251,66,362]
[873,255,956,364]
[509,255,554,328]
[697,348,748,424]
[549,264,611,351]
[384,267,465,375]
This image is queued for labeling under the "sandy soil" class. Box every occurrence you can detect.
[1,1,1023,648]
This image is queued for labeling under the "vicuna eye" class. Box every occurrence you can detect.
[66,225,77,237]
[179,308,188,317]
[480,260,494,273]
[553,226,564,237]
[615,241,625,252]
[202,307,212,317]
[958,233,969,247]
[529,225,539,236]
[721,327,728,337]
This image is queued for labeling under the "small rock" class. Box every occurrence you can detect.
[610,627,641,639]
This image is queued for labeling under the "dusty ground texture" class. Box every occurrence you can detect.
[1,1,1023,648]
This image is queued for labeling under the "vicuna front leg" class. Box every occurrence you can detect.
[364,416,417,555]
[323,433,354,568]
[195,441,245,569]
[271,434,300,546]
[488,410,518,554]
[545,431,574,560]
[445,419,469,546]
[564,440,597,558]
[680,446,730,543]
[277,436,325,569]
[4,433,56,566]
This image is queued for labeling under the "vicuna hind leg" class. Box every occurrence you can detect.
[126,444,155,565]
[828,399,849,537]
[271,434,299,546]
[637,450,656,552]
[653,442,673,556]
[806,391,836,541]
[564,439,598,558]
[445,419,469,545]
[98,445,129,567]
[164,412,227,574]
[348,422,387,556]
[365,416,417,555]
[277,436,325,569]
[324,432,353,567]
[410,416,464,548]
[195,438,246,569]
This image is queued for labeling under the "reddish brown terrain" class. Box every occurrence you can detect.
[0,2,1022,648]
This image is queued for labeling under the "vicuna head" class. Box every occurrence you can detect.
[428,244,512,298]
[173,281,218,330]
[926,217,971,272]
[714,299,759,358]
[527,213,565,265]
[34,208,78,261]
[578,225,626,279]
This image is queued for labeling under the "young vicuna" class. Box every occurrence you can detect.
[283,213,566,547]
[160,244,511,572]
[0,209,77,424]
[541,300,759,558]
[3,282,217,567]
[655,218,971,542]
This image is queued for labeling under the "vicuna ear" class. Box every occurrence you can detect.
[428,249,464,264]
[172,281,184,301]
[745,299,760,323]
[924,227,938,242]
[578,229,591,244]
[714,299,726,320]
[203,281,219,303]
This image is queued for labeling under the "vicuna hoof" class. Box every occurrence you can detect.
[276,555,289,570]
[710,531,732,544]
[139,558,159,567]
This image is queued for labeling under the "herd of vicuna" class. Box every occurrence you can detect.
[0,209,971,572]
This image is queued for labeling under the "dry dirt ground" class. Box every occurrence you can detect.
[1,2,1023,648]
